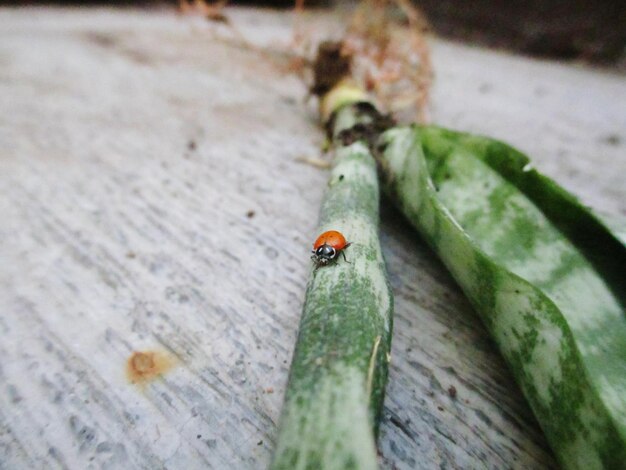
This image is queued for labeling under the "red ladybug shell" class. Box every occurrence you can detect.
[313,230,349,251]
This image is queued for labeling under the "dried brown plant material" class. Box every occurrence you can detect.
[295,156,332,169]
[179,0,230,23]
[342,0,433,123]
[310,41,352,96]
[179,1,432,124]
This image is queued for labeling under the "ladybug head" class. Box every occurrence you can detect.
[312,244,337,266]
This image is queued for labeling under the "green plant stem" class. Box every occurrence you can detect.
[270,96,393,470]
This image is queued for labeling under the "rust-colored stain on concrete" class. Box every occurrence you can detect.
[126,350,175,385]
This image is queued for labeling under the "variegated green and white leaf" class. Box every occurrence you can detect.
[380,126,625,469]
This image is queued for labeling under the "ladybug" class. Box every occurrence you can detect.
[311,230,352,266]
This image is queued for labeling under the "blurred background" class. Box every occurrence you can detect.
[3,0,625,66]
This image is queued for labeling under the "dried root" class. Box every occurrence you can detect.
[342,0,432,123]
[178,0,230,23]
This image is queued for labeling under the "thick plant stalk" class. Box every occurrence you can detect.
[378,125,626,469]
[270,95,394,469]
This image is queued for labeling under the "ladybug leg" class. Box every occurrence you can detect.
[341,243,352,263]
